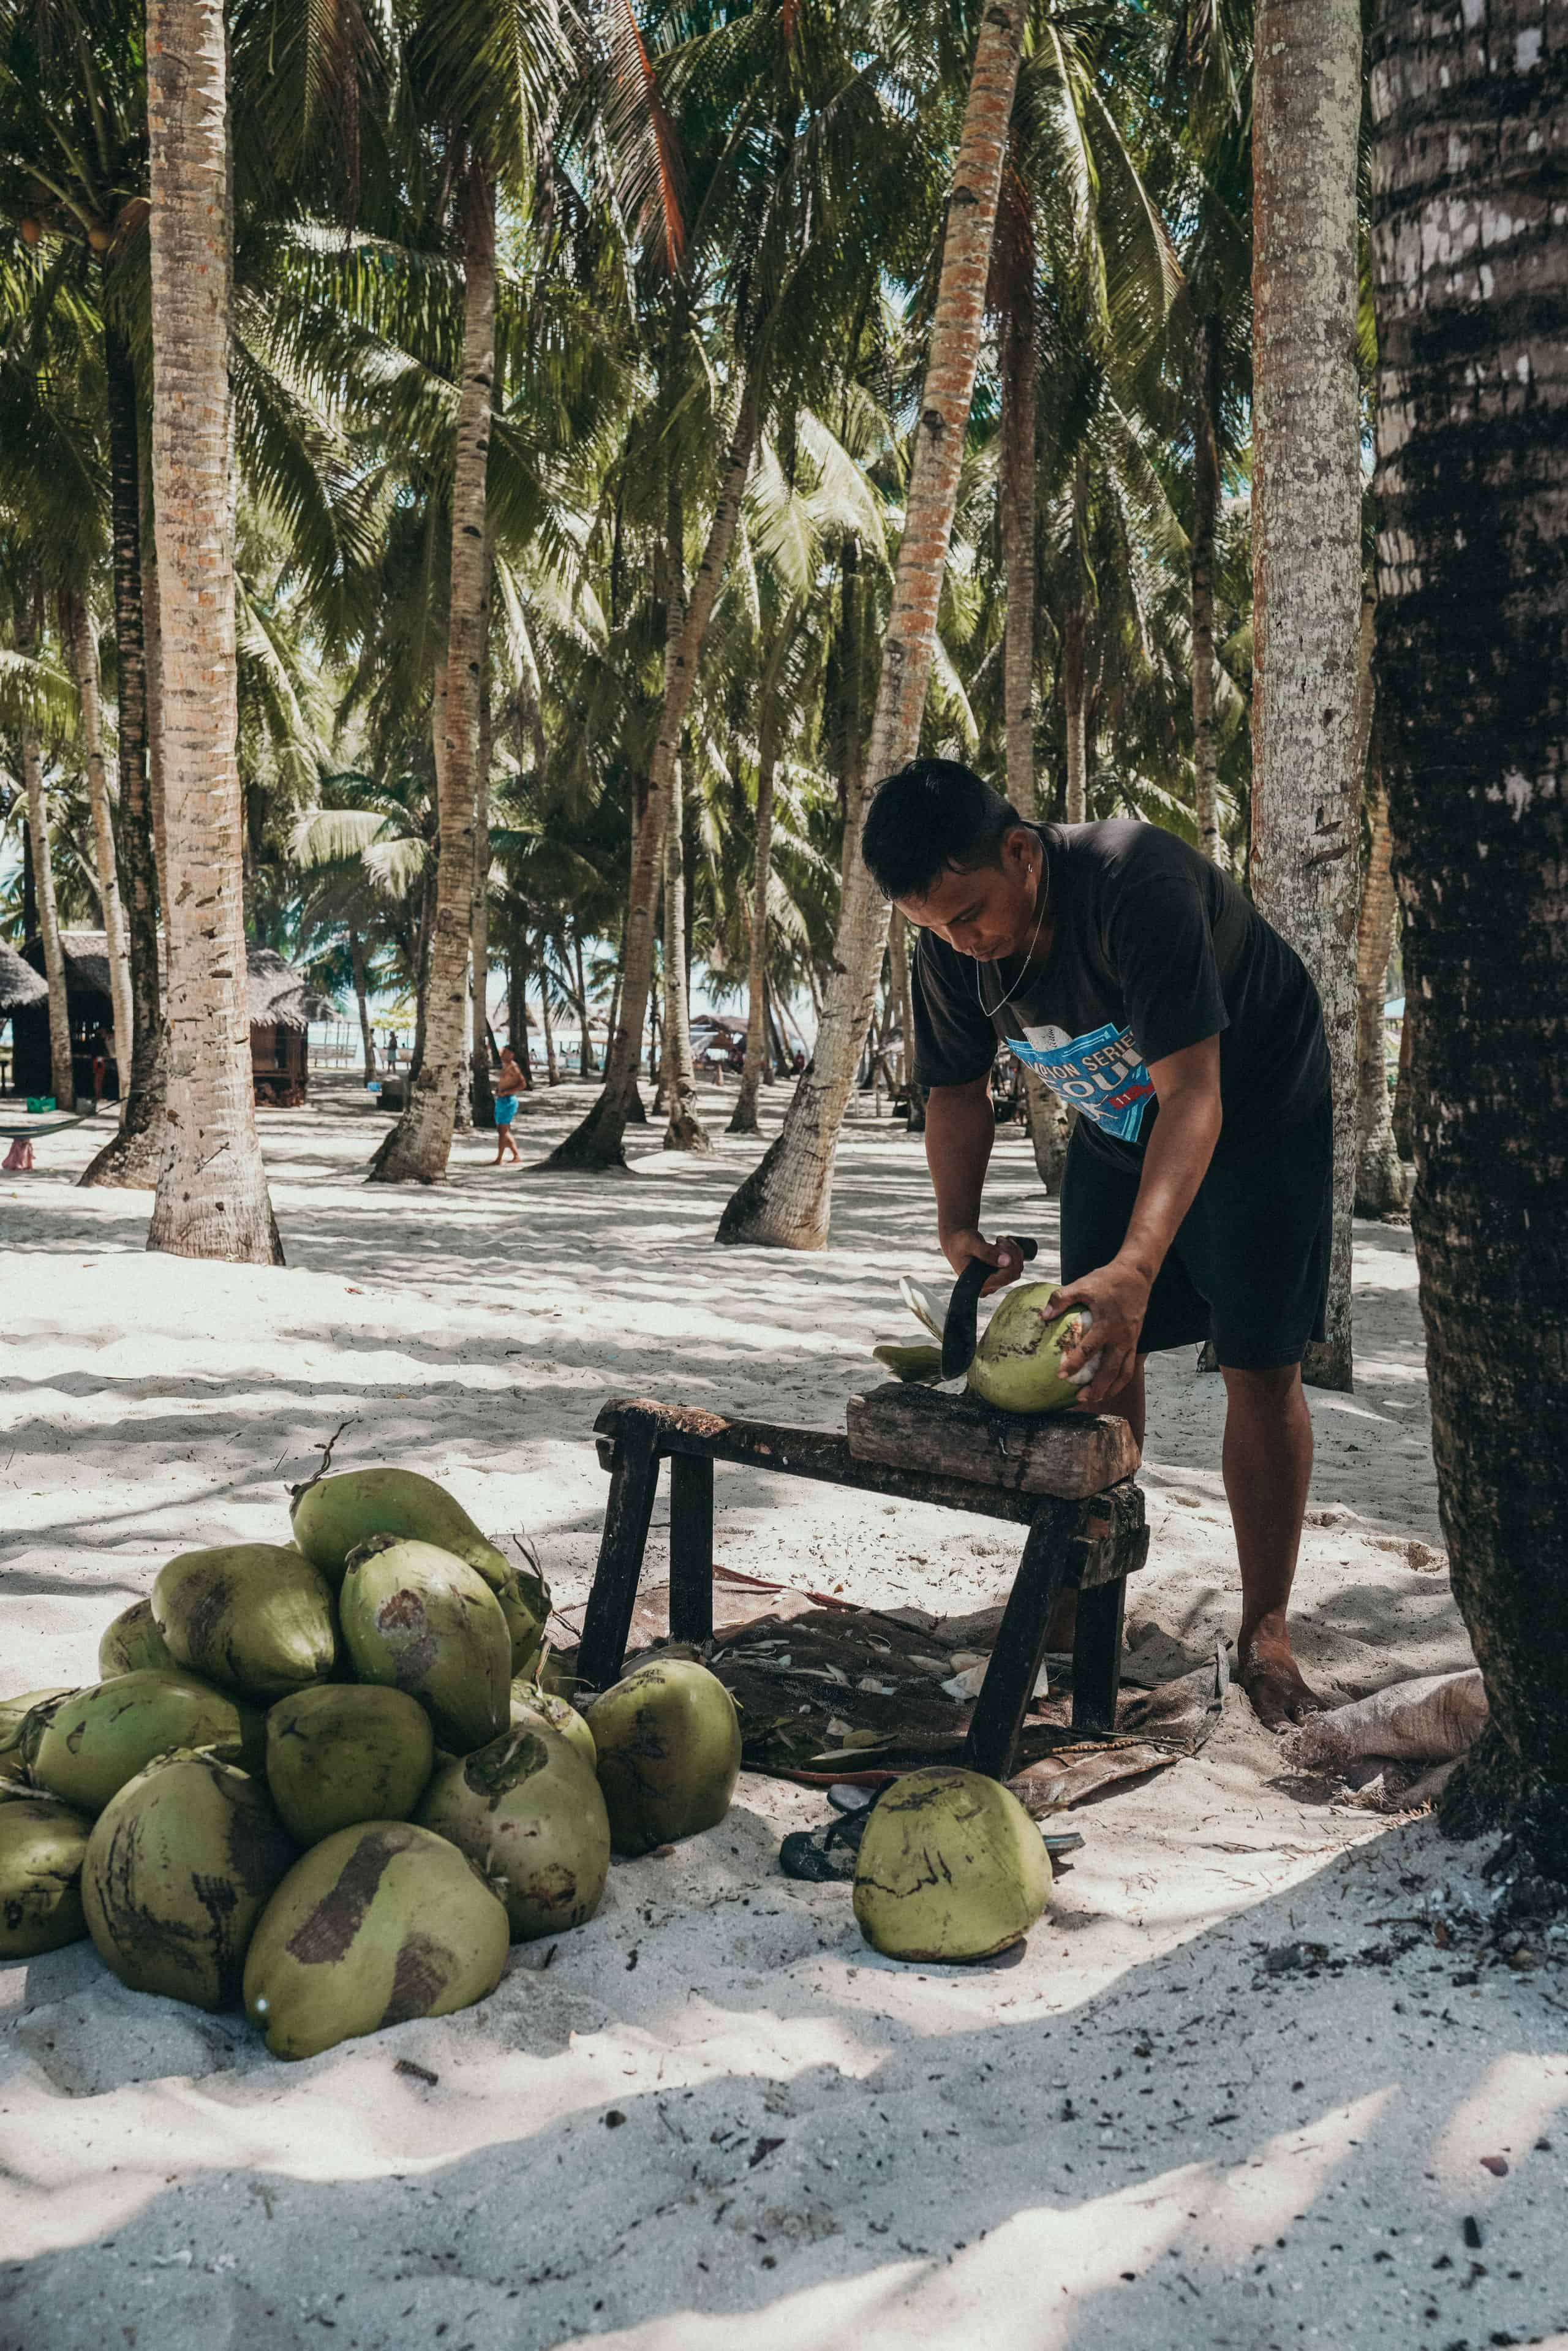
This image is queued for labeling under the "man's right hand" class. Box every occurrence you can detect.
[940,1228,1027,1298]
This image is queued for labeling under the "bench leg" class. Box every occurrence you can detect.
[577,1430,662,1692]
[1070,1576,1126,1734]
[669,1452,714,1645]
[963,1497,1078,1781]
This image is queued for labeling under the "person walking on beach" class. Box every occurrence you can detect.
[492,1044,526,1164]
[862,759,1333,1732]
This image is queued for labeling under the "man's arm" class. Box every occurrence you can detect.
[925,1074,1027,1296]
[1051,1032,1223,1405]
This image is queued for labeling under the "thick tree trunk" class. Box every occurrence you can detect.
[549,381,759,1169]
[729,709,778,1137]
[371,167,493,1182]
[1354,769,1408,1216]
[1250,0,1365,1389]
[16,594,74,1106]
[81,326,168,1190]
[141,547,170,919]
[144,0,280,1261]
[716,0,1027,1247]
[1190,312,1224,861]
[1371,0,1568,1882]
[64,597,134,1070]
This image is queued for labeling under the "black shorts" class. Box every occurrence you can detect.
[1059,1096,1333,1371]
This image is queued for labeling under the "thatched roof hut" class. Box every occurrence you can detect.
[0,937,48,1016]
[5,933,336,1106]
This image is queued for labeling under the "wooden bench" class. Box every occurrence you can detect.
[578,1387,1149,1782]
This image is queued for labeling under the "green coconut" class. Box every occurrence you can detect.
[242,1820,509,2060]
[478,1561,543,1678]
[338,1536,511,1754]
[98,1599,175,1679]
[965,1284,1098,1415]
[508,1683,597,1771]
[0,1792,92,1957]
[152,1543,337,1700]
[588,1658,742,1859]
[418,1721,609,1942]
[852,1766,1051,1962]
[27,1671,265,1816]
[266,1684,435,1846]
[0,1688,70,1787]
[83,1753,298,2008]
[872,1338,944,1386]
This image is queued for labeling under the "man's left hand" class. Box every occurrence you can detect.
[1046,1258,1150,1409]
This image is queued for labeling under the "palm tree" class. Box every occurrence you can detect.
[1248,0,1365,1388]
[1368,0,1568,1878]
[141,0,281,1259]
[717,0,1063,1247]
[62,593,132,1059]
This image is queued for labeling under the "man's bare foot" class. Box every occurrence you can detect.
[1238,1627,1327,1732]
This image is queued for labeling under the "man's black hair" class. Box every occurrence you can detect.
[860,759,1025,902]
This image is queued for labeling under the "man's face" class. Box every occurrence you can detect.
[896,826,1042,961]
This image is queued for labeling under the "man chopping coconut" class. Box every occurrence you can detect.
[861,758,1332,1730]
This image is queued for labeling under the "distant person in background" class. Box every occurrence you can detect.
[91,1024,118,1108]
[492,1043,526,1164]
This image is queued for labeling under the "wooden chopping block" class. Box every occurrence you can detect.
[846,1381,1139,1500]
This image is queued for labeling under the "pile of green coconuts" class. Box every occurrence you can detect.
[0,1467,742,2059]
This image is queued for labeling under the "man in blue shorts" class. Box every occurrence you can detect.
[861,759,1333,1729]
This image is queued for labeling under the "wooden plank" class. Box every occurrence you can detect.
[845,1382,1139,1499]
[592,1398,1047,1527]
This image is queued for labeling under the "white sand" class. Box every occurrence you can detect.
[2,1077,1564,2350]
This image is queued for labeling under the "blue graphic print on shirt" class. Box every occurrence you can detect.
[1006,1020,1155,1143]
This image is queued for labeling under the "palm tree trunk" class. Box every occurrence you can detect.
[144,0,280,1261]
[548,374,760,1169]
[835,539,868,908]
[141,546,170,918]
[81,325,168,1190]
[716,0,1026,1247]
[1249,0,1364,1388]
[16,592,75,1108]
[1190,311,1223,861]
[468,662,494,1130]
[63,595,134,1069]
[1370,0,1568,1876]
[538,932,559,1084]
[728,704,779,1140]
[573,927,595,1073]
[371,162,494,1185]
[1353,767,1406,1216]
[998,165,1037,821]
[1063,451,1090,823]
[350,930,377,1078]
[888,907,926,1135]
[662,757,710,1150]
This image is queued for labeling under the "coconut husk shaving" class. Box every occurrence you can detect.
[553,1569,1228,1814]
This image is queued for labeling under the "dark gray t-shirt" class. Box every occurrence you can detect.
[911,820,1329,1168]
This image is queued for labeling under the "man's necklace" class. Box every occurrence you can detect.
[976,848,1050,1020]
